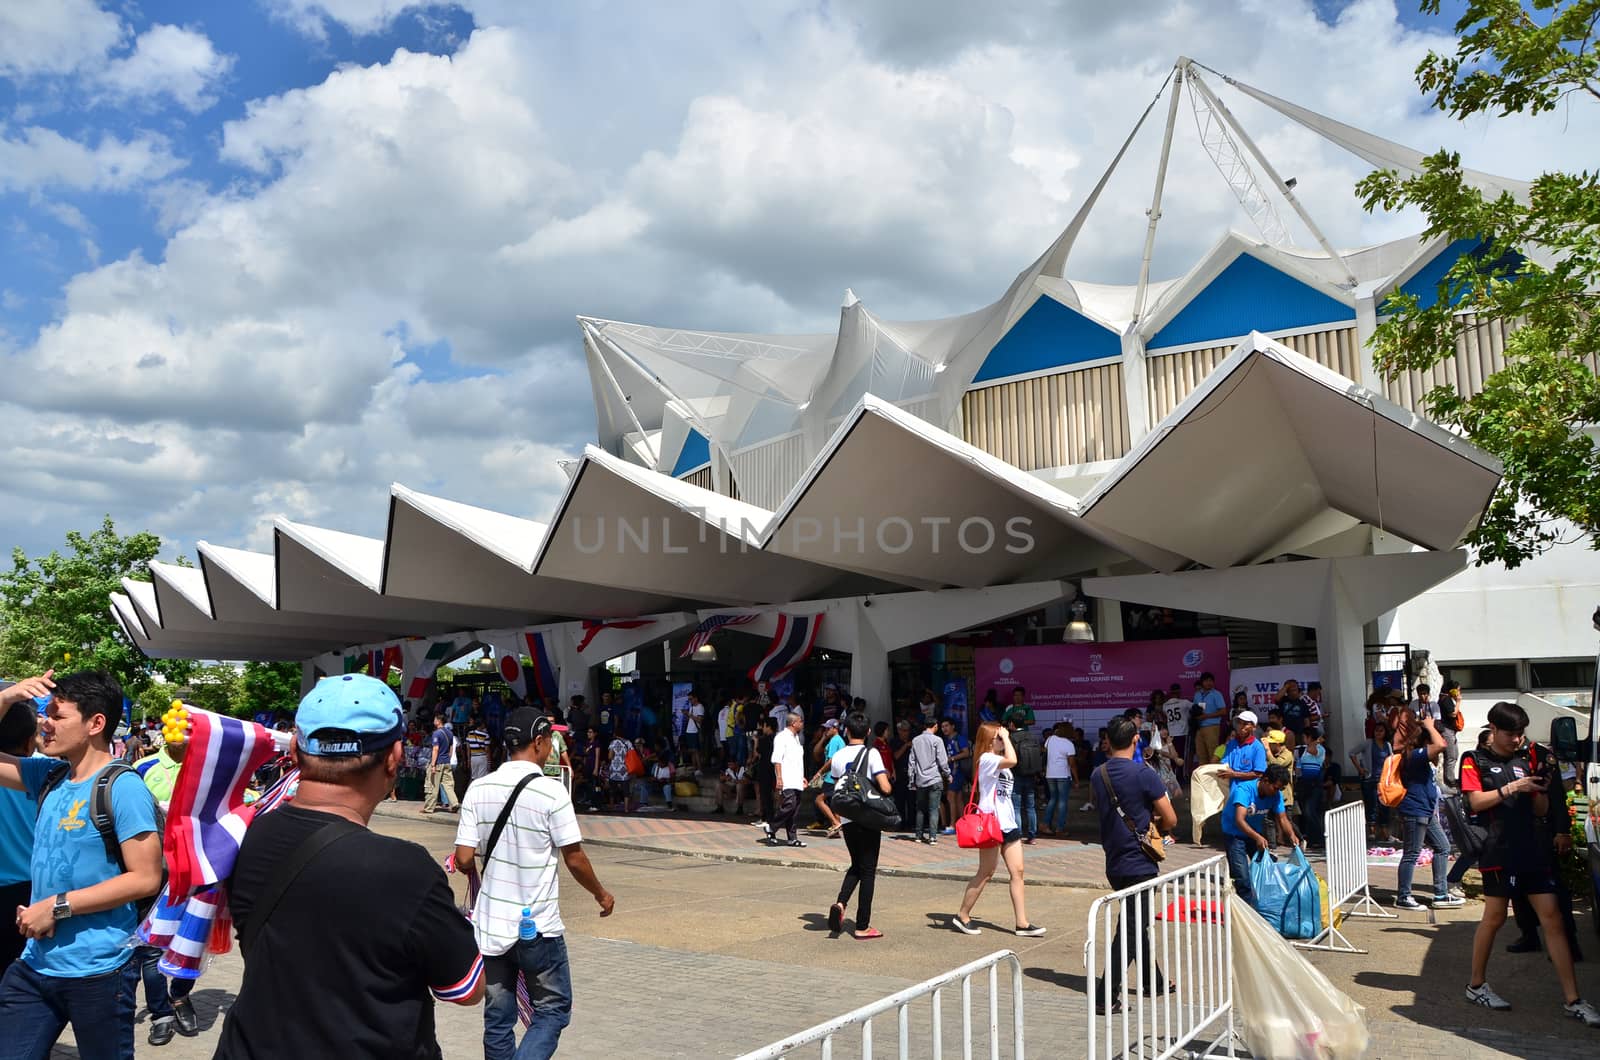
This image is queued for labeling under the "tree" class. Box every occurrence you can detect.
[182,663,243,717]
[239,661,302,719]
[0,517,195,697]
[1356,0,1600,568]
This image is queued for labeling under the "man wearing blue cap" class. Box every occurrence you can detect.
[216,674,483,1060]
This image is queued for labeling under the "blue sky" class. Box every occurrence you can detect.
[0,0,1586,565]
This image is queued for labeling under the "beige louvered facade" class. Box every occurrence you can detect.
[1381,312,1515,412]
[1146,325,1361,423]
[959,362,1131,470]
[730,432,807,511]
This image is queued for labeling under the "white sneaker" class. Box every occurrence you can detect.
[1448,887,1466,900]
[1564,998,1600,1027]
[1433,895,1466,909]
[1466,983,1512,1010]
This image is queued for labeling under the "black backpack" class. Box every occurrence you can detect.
[1012,729,1044,777]
[37,762,167,919]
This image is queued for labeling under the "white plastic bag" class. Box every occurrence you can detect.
[1230,895,1370,1059]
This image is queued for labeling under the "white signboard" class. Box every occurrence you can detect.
[1232,664,1320,713]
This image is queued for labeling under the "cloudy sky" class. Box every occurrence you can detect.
[1,0,1593,565]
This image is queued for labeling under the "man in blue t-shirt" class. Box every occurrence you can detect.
[1221,763,1298,903]
[1219,711,1266,781]
[1190,672,1228,769]
[1091,716,1177,1012]
[0,671,163,1058]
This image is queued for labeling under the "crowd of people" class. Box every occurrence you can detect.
[1,661,1595,1060]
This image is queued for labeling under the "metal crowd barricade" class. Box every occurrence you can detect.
[1296,800,1394,952]
[734,950,1024,1060]
[1084,855,1240,1060]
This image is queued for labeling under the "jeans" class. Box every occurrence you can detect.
[1044,777,1073,833]
[1098,872,1165,1003]
[1360,779,1390,831]
[1010,775,1038,839]
[0,956,138,1060]
[1225,835,1255,904]
[1296,779,1325,845]
[134,945,192,1020]
[914,784,943,838]
[484,935,573,1060]
[1397,813,1451,900]
[0,881,27,971]
[837,823,882,929]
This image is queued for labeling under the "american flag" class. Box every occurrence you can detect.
[678,613,758,659]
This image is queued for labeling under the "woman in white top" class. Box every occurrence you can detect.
[826,714,893,939]
[953,721,1045,937]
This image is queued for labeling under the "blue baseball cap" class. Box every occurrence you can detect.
[295,673,405,757]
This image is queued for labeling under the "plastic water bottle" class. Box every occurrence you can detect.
[519,908,538,941]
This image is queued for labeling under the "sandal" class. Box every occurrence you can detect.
[826,825,843,839]
[786,839,807,848]
[853,928,883,939]
[828,903,844,933]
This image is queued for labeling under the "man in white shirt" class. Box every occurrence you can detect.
[765,710,806,847]
[681,693,704,773]
[454,709,615,1060]
[1160,683,1191,774]
[1042,723,1078,836]
[1411,683,1440,721]
[718,761,753,815]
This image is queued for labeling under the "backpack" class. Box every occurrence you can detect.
[1377,745,1406,808]
[1012,729,1044,777]
[37,762,167,919]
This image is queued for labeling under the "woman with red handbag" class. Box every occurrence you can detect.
[951,721,1046,937]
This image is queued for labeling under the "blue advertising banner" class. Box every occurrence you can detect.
[671,681,693,739]
[942,678,969,734]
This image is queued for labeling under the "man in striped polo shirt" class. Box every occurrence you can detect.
[455,708,616,1060]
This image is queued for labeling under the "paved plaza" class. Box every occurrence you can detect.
[43,808,1599,1059]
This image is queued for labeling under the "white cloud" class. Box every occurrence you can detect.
[97,25,234,113]
[0,0,124,78]
[265,0,436,38]
[7,0,1599,572]
[0,127,183,192]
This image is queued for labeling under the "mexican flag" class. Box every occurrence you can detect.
[402,640,457,701]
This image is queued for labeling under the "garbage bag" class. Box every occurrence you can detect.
[1248,849,1292,931]
[1230,895,1370,1059]
[1279,846,1322,941]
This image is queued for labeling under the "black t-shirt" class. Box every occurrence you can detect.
[754,732,776,779]
[215,806,482,1060]
[1091,758,1169,882]
[1459,744,1561,874]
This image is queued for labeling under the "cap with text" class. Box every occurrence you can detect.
[295,673,405,757]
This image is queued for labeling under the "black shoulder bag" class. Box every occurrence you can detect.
[828,747,901,831]
[481,772,542,866]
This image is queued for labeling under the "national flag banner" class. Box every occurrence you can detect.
[748,613,823,683]
[343,654,364,674]
[679,613,758,659]
[524,632,558,703]
[367,646,398,682]
[574,618,652,653]
[162,708,283,899]
[498,651,527,699]
[403,639,457,700]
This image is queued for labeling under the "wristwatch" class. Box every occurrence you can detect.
[52,894,72,921]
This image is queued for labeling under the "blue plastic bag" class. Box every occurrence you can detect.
[1277,846,1321,940]
[1248,850,1292,931]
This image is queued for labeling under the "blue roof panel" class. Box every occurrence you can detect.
[670,428,711,477]
[971,295,1122,384]
[1149,251,1353,350]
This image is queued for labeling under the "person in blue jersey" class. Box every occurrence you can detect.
[1221,764,1298,904]
[1218,711,1266,782]
[1294,727,1329,847]
[0,671,163,1060]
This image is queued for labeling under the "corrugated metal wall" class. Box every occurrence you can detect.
[730,432,806,511]
[1382,312,1511,412]
[1145,326,1361,423]
[959,362,1131,470]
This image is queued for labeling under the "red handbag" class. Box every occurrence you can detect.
[955,765,1005,849]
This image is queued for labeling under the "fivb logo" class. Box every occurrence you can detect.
[1182,649,1204,668]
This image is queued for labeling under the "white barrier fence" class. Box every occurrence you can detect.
[735,950,1024,1060]
[1295,800,1394,953]
[1084,855,1241,1060]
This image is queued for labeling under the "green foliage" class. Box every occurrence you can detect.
[239,661,302,718]
[1357,1,1600,567]
[0,516,195,697]
[184,663,243,717]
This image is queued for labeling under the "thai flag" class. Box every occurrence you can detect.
[524,632,558,703]
[678,613,758,659]
[574,618,651,653]
[368,646,399,682]
[748,613,823,683]
[163,709,282,899]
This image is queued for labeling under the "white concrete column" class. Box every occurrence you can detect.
[1354,292,1386,394]
[1120,329,1152,442]
[848,607,893,727]
[1316,571,1369,767]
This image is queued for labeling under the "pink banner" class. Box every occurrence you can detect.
[974,638,1229,733]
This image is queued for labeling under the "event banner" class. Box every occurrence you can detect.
[1232,664,1321,712]
[974,638,1229,733]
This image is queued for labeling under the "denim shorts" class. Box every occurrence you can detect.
[1001,828,1023,845]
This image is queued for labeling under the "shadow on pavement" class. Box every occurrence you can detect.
[1024,965,1088,993]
